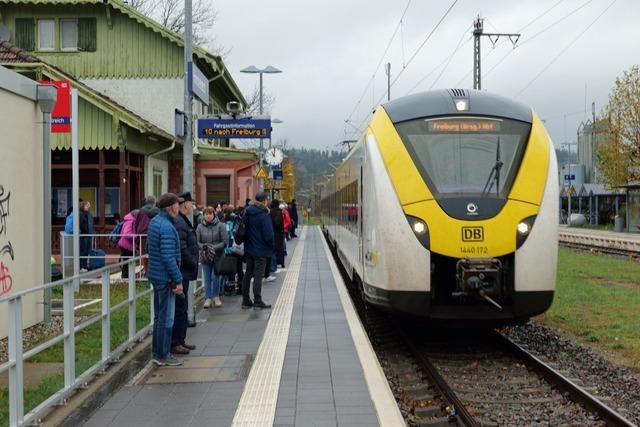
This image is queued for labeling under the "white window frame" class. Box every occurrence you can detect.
[60,19,78,51]
[37,19,55,51]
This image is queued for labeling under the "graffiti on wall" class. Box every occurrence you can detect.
[0,186,13,296]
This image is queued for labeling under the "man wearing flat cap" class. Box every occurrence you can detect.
[170,191,199,355]
[147,193,183,366]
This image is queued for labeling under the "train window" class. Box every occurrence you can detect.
[395,117,530,198]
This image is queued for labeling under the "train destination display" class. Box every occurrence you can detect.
[197,118,271,139]
[426,118,502,133]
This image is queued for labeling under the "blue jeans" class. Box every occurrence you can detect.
[152,283,175,359]
[202,262,221,298]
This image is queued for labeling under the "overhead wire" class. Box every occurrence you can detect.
[484,0,594,80]
[515,0,617,96]
[454,0,569,87]
[349,0,460,137]
[405,25,472,94]
[343,0,413,130]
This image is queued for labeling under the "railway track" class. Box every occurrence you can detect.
[325,235,636,427]
[558,229,640,258]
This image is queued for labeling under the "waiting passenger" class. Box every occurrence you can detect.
[197,206,227,308]
[147,193,183,366]
[241,192,274,310]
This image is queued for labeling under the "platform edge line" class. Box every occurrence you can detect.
[318,227,405,427]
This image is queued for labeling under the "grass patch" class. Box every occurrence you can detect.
[0,282,150,425]
[541,247,640,369]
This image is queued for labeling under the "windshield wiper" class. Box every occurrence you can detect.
[481,137,503,198]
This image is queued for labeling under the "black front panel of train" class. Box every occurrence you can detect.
[430,252,515,307]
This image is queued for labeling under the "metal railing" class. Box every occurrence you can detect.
[59,232,146,277]
[0,258,153,426]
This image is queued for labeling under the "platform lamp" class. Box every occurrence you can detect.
[37,83,58,326]
[240,65,282,190]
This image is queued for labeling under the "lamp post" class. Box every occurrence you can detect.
[240,66,282,191]
[37,84,57,326]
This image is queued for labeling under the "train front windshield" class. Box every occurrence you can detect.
[395,117,531,198]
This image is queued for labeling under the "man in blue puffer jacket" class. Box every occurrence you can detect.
[147,193,183,366]
[240,191,275,310]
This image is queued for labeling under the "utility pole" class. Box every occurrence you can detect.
[183,0,195,326]
[183,0,193,196]
[472,16,520,90]
[385,62,391,101]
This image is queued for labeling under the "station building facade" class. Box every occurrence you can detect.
[0,0,259,251]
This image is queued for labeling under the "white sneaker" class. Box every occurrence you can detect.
[265,275,276,282]
[79,268,88,273]
[203,298,211,308]
[277,267,287,273]
[214,297,222,307]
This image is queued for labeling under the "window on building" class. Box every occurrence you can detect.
[60,19,78,50]
[78,18,97,52]
[153,169,163,199]
[38,19,55,51]
[15,18,35,51]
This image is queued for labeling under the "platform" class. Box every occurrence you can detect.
[82,227,402,427]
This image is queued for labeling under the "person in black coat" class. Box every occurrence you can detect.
[288,199,299,238]
[170,192,199,355]
[269,200,285,269]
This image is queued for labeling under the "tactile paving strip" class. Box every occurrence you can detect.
[231,227,307,426]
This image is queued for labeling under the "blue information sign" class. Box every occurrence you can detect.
[272,168,283,180]
[188,62,209,105]
[197,118,271,139]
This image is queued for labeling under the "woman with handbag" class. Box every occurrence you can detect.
[196,206,227,308]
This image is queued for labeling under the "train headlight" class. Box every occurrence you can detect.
[406,215,430,250]
[517,222,530,235]
[516,216,537,249]
[455,99,469,111]
[413,221,426,234]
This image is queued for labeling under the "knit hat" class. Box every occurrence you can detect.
[158,193,180,209]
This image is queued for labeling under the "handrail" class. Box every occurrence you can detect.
[1,257,153,426]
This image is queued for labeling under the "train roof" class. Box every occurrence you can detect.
[381,89,532,124]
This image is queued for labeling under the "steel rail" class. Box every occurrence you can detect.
[495,332,637,427]
[396,326,480,427]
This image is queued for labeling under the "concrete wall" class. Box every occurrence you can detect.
[0,76,45,339]
[82,78,183,135]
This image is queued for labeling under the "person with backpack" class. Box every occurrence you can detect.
[117,211,137,278]
[240,192,274,310]
[196,206,227,308]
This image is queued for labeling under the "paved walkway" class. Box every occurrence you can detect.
[83,227,400,427]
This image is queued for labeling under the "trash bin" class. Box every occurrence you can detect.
[614,215,625,232]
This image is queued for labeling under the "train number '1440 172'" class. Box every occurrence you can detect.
[460,246,488,255]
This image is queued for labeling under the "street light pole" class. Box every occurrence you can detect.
[36,84,57,326]
[241,65,282,193]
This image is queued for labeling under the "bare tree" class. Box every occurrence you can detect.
[244,85,276,115]
[127,0,218,48]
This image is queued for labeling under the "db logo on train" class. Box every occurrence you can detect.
[461,227,484,242]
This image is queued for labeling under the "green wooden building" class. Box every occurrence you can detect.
[0,0,258,251]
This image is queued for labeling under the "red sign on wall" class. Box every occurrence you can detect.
[38,80,71,133]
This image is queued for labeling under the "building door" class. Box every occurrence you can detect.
[206,176,231,206]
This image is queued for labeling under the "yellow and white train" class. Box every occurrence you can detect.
[322,89,558,324]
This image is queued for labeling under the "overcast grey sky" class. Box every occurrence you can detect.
[209,0,639,152]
